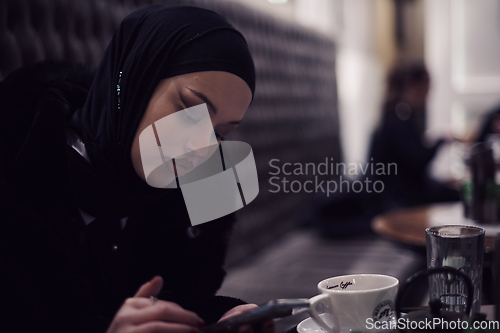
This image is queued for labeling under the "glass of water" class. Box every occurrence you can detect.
[425,225,484,314]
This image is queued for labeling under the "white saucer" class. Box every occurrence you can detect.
[297,314,332,333]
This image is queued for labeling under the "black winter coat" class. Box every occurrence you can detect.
[0,61,243,333]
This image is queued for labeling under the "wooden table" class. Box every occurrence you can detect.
[371,203,497,253]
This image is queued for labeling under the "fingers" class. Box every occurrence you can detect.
[219,304,258,322]
[134,276,164,298]
[132,301,204,327]
[122,298,204,326]
[123,297,154,310]
[148,276,164,297]
[110,280,206,333]
[218,304,275,333]
[130,321,201,333]
[128,276,204,327]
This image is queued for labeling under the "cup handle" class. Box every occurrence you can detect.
[308,294,339,333]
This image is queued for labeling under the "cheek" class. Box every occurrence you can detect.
[153,120,188,158]
[154,114,217,157]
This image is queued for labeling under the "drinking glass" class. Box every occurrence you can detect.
[425,225,484,314]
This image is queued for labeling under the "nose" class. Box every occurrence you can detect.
[184,130,217,157]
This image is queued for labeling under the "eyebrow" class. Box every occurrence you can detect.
[187,88,218,114]
[187,88,241,125]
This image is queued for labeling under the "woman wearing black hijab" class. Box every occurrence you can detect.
[0,5,259,333]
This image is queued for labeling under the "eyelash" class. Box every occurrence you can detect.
[177,103,223,141]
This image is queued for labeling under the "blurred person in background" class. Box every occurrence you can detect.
[369,61,459,210]
[476,104,500,144]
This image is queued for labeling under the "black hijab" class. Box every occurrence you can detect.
[69,5,255,218]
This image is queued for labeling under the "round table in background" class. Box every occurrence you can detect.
[371,202,497,253]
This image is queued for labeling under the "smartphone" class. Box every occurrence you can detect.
[202,299,310,333]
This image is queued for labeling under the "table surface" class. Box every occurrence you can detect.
[372,203,497,253]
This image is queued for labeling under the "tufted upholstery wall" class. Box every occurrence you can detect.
[1,0,341,265]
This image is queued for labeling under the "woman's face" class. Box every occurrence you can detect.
[131,71,252,184]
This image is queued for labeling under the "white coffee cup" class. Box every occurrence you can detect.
[308,274,399,333]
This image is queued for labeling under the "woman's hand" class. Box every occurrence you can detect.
[219,304,275,333]
[107,276,205,333]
